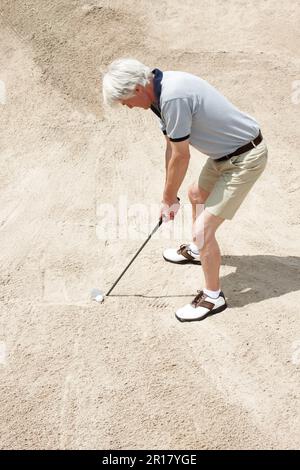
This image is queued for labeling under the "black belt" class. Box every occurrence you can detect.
[217,130,263,162]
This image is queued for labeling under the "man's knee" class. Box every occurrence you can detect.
[188,183,210,205]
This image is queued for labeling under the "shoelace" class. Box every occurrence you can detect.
[178,244,195,255]
[178,244,188,252]
[191,290,205,308]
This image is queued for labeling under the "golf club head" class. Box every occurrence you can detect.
[91,288,105,303]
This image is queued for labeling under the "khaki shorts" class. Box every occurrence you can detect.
[198,139,268,219]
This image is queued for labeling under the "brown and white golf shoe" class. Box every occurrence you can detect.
[163,243,201,265]
[175,290,227,322]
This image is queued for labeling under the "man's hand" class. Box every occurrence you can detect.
[160,197,180,222]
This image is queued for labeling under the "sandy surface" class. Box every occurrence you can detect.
[0,0,300,450]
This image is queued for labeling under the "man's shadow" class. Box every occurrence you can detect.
[109,255,300,309]
[220,255,300,307]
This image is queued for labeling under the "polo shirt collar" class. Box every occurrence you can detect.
[152,68,163,110]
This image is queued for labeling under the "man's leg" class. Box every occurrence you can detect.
[194,208,224,291]
[187,183,210,243]
[163,155,218,265]
[162,184,210,264]
[175,208,227,322]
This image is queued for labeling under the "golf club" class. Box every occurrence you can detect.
[92,197,180,303]
[94,216,163,303]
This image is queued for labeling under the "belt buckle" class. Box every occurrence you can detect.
[251,139,257,148]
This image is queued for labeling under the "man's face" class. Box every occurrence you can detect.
[120,85,152,109]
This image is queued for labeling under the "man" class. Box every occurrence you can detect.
[102,58,268,322]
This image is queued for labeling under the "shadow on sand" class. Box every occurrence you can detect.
[109,255,300,308]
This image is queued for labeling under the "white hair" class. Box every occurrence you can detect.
[102,58,153,106]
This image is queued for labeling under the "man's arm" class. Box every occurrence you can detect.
[163,139,190,205]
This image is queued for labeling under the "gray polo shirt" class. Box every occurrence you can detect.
[158,71,260,160]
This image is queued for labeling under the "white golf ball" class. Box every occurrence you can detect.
[91,289,104,303]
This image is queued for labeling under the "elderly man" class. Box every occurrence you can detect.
[102,58,268,322]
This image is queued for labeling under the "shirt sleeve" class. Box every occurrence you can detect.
[161,98,192,142]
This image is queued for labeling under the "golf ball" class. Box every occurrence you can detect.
[91,288,104,303]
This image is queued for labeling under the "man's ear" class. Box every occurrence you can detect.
[135,84,142,94]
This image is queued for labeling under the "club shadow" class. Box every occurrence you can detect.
[107,294,195,299]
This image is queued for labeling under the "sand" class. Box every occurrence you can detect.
[0,0,300,449]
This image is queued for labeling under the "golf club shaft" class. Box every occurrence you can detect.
[105,217,163,297]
